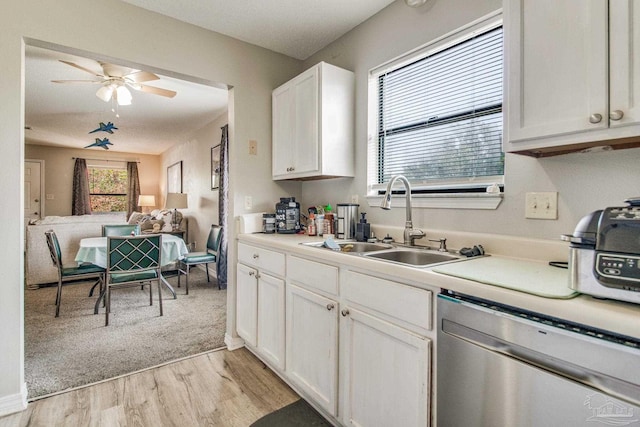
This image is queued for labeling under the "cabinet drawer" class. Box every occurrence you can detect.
[343,271,432,332]
[238,243,285,276]
[287,256,338,296]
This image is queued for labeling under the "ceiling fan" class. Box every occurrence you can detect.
[52,60,177,106]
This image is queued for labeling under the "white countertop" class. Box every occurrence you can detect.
[238,232,640,340]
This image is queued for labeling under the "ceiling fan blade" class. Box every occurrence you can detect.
[126,70,159,84]
[51,79,102,84]
[99,61,132,78]
[136,84,177,98]
[59,60,103,78]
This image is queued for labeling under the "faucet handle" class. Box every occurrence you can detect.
[428,238,448,252]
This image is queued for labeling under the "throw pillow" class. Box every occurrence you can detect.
[128,212,144,225]
[139,218,164,231]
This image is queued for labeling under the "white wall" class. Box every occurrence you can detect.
[302,0,640,242]
[160,112,228,250]
[25,145,162,217]
[0,0,303,412]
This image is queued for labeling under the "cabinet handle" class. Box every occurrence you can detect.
[589,113,603,124]
[610,110,624,121]
[341,309,350,317]
[326,303,335,311]
[253,254,259,259]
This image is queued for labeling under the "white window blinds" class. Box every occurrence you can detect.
[377,26,504,186]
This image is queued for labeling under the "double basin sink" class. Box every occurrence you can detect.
[301,240,469,268]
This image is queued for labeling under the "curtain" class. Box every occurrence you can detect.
[127,162,141,219]
[72,158,91,215]
[217,124,229,289]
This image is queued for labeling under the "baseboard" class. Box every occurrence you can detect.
[0,382,27,417]
[224,333,245,351]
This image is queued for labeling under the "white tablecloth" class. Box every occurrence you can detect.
[75,234,189,268]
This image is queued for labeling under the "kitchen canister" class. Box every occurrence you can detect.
[262,213,276,233]
[336,203,359,239]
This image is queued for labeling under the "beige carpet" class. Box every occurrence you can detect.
[24,268,227,399]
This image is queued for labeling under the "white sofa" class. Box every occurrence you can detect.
[25,213,127,288]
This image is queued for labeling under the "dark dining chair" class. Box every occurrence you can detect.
[101,234,163,326]
[102,224,141,237]
[177,224,221,294]
[45,230,105,318]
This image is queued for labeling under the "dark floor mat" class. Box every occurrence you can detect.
[251,399,331,427]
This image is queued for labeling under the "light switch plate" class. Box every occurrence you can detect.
[525,192,558,219]
[249,140,257,155]
[244,196,253,210]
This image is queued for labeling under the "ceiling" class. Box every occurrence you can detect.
[119,0,397,60]
[25,45,228,155]
[25,1,397,155]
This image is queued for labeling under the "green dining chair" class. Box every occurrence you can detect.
[101,234,163,326]
[102,224,141,237]
[177,225,221,294]
[45,230,105,318]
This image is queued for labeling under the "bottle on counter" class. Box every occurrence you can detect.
[355,212,371,242]
[307,213,317,236]
[316,214,325,236]
[324,212,334,236]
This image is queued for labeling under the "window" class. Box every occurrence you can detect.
[370,16,504,199]
[88,166,128,212]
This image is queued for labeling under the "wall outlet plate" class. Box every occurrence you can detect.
[525,192,558,219]
[249,140,257,155]
[244,196,253,210]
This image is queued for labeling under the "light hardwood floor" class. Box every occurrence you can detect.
[0,348,299,427]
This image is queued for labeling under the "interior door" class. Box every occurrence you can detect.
[25,160,43,221]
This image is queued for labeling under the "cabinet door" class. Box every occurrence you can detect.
[272,84,295,177]
[609,0,640,129]
[236,263,258,347]
[341,308,430,427]
[506,0,608,144]
[286,283,339,416]
[257,272,285,370]
[292,67,319,175]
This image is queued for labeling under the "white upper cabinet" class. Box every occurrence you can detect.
[505,0,640,156]
[272,62,355,180]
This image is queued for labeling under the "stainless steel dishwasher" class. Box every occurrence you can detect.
[437,291,640,427]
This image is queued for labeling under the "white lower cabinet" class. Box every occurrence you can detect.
[236,242,434,426]
[340,307,431,427]
[236,243,286,369]
[286,283,339,416]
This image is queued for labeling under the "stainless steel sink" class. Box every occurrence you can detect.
[337,242,393,252]
[300,241,393,253]
[365,249,463,267]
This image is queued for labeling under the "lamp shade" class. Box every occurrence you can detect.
[137,195,156,207]
[165,193,188,209]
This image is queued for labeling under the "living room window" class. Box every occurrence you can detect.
[88,164,128,213]
[367,12,503,209]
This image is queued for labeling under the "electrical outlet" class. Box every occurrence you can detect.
[244,196,253,210]
[249,140,258,155]
[351,194,359,204]
[525,192,558,219]
[46,194,54,200]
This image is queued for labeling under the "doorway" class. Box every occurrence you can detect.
[24,160,44,222]
[23,42,231,399]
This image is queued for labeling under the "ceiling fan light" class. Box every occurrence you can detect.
[116,85,132,105]
[96,85,113,102]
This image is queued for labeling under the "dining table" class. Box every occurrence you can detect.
[75,234,189,301]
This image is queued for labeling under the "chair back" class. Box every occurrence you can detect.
[44,230,63,272]
[206,225,222,255]
[102,224,141,237]
[106,235,162,274]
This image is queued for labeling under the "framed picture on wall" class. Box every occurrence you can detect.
[211,145,220,190]
[167,161,183,193]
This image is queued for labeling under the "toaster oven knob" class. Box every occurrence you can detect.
[610,110,624,121]
[589,113,603,124]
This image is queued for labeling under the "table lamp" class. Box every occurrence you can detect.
[137,195,156,213]
[165,193,188,230]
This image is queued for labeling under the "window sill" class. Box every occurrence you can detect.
[366,192,503,210]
